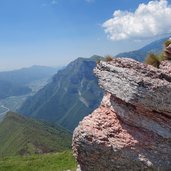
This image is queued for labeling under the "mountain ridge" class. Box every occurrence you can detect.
[116,37,170,61]
[19,37,171,131]
[19,55,104,131]
[0,65,59,86]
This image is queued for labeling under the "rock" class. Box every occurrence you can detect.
[95,58,171,117]
[72,58,171,171]
[160,60,171,75]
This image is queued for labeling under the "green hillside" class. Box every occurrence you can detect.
[0,112,72,157]
[0,151,77,171]
[19,55,104,131]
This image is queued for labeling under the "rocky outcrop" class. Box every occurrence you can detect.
[72,58,171,171]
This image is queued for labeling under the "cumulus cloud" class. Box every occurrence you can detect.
[103,0,171,41]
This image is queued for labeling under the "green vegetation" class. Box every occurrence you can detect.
[145,39,171,68]
[164,39,171,47]
[104,55,113,62]
[144,53,161,68]
[0,151,77,171]
[0,112,72,157]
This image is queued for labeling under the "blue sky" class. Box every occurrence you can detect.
[0,0,171,70]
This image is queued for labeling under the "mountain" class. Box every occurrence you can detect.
[0,112,72,157]
[0,65,59,86]
[0,80,31,99]
[19,55,104,131]
[18,37,169,131]
[116,37,170,62]
[0,65,59,101]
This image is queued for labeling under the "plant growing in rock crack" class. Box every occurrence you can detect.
[145,39,171,68]
[104,55,113,62]
[96,55,113,64]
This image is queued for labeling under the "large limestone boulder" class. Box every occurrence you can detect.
[72,58,171,171]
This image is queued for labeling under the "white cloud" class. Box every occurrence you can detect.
[103,0,171,41]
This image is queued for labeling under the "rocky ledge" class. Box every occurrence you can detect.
[72,58,171,171]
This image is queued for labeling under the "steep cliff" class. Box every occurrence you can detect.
[72,58,171,171]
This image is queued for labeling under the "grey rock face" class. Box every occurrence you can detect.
[94,58,171,117]
[72,58,171,171]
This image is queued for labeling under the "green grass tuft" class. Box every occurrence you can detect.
[104,55,113,62]
[0,151,77,171]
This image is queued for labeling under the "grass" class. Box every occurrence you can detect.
[0,151,77,171]
[0,112,72,157]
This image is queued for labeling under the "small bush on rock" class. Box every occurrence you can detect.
[104,55,113,62]
[145,39,171,68]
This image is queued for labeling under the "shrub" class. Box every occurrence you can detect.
[144,39,171,68]
[164,39,171,47]
[104,55,113,62]
[96,60,100,64]
[145,53,160,68]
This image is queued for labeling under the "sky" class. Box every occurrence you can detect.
[0,0,171,71]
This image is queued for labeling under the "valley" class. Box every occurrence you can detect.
[0,77,50,112]
[0,65,58,113]
[0,104,9,121]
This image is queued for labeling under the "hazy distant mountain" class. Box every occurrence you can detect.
[116,37,169,62]
[0,65,60,100]
[19,56,104,131]
[0,112,71,157]
[0,65,59,86]
[0,80,31,99]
